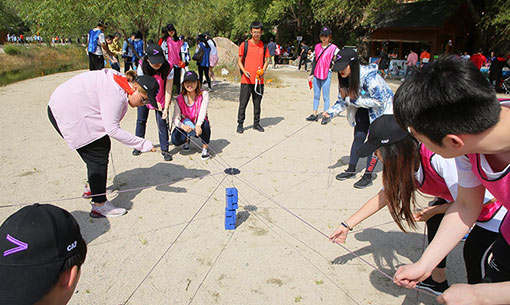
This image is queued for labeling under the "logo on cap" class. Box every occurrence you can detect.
[67,240,77,252]
[3,234,28,256]
[187,72,192,75]
[323,27,327,31]
[381,139,389,143]
[153,49,159,55]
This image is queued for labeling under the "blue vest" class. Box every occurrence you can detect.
[87,29,102,53]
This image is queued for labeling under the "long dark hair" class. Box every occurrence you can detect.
[141,56,171,78]
[338,58,360,100]
[379,135,421,232]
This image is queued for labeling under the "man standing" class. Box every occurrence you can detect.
[298,42,310,71]
[87,22,114,71]
[419,48,430,67]
[267,38,277,69]
[402,49,418,81]
[237,21,270,134]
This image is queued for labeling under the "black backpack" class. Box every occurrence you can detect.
[240,40,268,76]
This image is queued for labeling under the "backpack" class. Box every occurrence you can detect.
[240,40,268,76]
[87,29,102,53]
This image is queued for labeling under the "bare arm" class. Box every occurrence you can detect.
[394,185,485,287]
[330,190,387,243]
[438,282,510,305]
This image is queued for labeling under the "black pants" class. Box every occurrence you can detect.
[298,56,308,71]
[173,67,182,88]
[237,84,263,125]
[48,106,110,203]
[426,211,448,269]
[464,225,500,284]
[482,234,510,283]
[198,65,211,89]
[347,108,377,173]
[88,53,104,71]
[124,58,133,73]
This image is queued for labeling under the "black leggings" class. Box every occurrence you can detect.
[198,65,211,89]
[347,108,378,173]
[48,106,110,203]
[426,212,447,269]
[464,225,499,284]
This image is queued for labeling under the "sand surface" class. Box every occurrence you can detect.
[1,66,484,305]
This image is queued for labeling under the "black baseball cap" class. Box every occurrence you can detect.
[320,26,332,36]
[357,115,409,157]
[146,44,165,65]
[0,204,86,305]
[183,70,198,82]
[332,48,359,72]
[137,75,160,108]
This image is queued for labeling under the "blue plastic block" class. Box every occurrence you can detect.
[225,214,236,230]
[225,222,236,230]
[226,187,238,197]
[227,197,238,210]
[225,208,236,218]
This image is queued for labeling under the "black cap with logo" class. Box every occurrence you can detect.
[136,75,160,108]
[0,204,85,305]
[183,70,198,82]
[357,115,409,157]
[332,48,359,72]
[146,44,165,65]
[320,26,332,36]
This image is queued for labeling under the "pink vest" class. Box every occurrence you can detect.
[417,144,454,202]
[467,153,510,243]
[176,93,204,123]
[166,37,183,66]
[313,43,337,80]
[146,74,165,110]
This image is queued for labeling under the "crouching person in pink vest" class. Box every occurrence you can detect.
[48,69,158,218]
[171,71,211,160]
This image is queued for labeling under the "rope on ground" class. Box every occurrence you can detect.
[238,121,313,169]
[234,174,437,298]
[123,175,227,305]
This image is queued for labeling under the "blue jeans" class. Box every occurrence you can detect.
[135,106,169,151]
[313,71,332,112]
[171,120,211,146]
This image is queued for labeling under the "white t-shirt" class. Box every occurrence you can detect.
[207,39,218,56]
[137,61,174,79]
[415,153,459,200]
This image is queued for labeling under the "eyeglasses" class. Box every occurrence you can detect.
[141,96,149,105]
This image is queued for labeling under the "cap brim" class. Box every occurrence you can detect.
[356,141,380,158]
[147,55,165,65]
[0,260,63,305]
[183,76,198,83]
[332,60,349,72]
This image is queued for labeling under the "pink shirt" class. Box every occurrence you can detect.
[166,37,183,66]
[313,43,338,80]
[48,69,153,152]
[407,52,418,66]
[417,144,454,202]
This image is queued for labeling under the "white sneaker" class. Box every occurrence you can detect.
[90,201,127,218]
[201,148,210,160]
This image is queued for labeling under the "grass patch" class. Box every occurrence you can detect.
[0,44,88,86]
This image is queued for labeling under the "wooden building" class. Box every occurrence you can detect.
[369,0,478,58]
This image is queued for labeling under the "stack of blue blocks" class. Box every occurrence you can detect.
[225,188,238,230]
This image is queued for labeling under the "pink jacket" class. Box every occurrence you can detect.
[48,69,153,152]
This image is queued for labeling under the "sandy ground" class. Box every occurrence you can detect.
[3,66,501,305]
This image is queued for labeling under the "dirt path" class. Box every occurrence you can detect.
[0,67,468,304]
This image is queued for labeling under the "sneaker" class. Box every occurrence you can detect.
[236,124,244,134]
[82,184,92,199]
[353,174,373,189]
[321,116,331,125]
[416,277,449,295]
[201,148,210,160]
[90,201,127,218]
[132,149,141,156]
[183,141,190,151]
[335,171,356,181]
[306,114,319,121]
[161,150,173,161]
[253,124,265,132]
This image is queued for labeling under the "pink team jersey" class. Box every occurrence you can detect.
[313,43,337,80]
[176,93,205,123]
[417,144,455,202]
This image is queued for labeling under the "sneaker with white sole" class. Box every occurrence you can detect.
[90,201,127,218]
[416,277,449,295]
[201,148,210,160]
